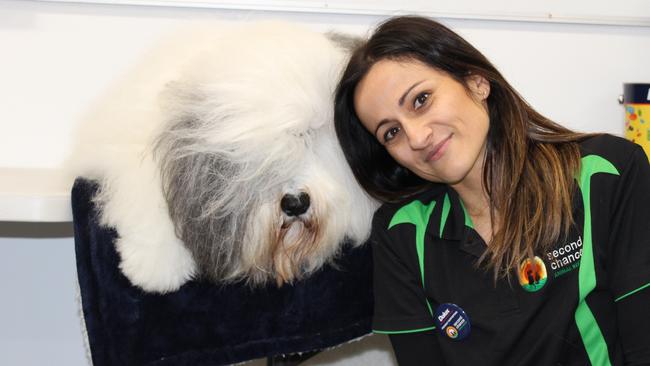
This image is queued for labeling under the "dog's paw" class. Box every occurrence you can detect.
[116,235,197,293]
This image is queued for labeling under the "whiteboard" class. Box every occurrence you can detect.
[36,0,650,27]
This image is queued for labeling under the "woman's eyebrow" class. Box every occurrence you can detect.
[398,80,425,106]
[373,79,426,138]
[374,118,396,138]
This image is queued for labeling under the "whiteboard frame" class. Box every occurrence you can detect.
[35,0,650,27]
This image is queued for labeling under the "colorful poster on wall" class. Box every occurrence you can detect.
[624,83,650,159]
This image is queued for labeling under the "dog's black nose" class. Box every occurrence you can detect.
[280,192,310,216]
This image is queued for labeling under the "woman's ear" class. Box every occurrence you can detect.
[466,74,490,101]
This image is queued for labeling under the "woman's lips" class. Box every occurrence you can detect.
[426,134,453,162]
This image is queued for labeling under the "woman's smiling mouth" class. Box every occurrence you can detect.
[426,133,453,162]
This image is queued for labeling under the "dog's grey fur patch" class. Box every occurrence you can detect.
[155,116,255,282]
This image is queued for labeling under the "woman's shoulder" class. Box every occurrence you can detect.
[580,134,648,181]
[372,184,448,227]
[579,133,638,155]
[579,133,643,169]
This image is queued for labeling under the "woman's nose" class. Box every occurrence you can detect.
[402,120,433,150]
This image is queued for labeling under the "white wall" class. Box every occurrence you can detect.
[2,1,649,169]
[1,0,649,365]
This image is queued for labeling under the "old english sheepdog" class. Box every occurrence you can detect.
[68,22,378,293]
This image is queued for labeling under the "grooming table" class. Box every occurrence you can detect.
[72,179,373,366]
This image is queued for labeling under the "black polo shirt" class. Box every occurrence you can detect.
[371,135,650,365]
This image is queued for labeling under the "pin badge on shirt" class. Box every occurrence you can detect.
[434,303,471,340]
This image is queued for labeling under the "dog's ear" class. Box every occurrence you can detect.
[325,32,364,53]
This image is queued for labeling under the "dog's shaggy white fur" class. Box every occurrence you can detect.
[67,22,378,293]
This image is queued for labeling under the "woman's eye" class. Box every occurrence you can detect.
[383,126,401,142]
[413,92,430,110]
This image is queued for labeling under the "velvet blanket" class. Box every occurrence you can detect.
[72,179,373,366]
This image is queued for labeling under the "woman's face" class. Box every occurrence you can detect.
[353,58,490,185]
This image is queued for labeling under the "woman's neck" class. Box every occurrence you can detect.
[451,154,494,244]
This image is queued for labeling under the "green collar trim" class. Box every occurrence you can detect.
[439,193,451,237]
[458,197,475,229]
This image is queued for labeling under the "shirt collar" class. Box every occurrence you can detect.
[436,187,473,241]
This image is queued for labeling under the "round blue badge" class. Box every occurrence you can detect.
[434,303,471,341]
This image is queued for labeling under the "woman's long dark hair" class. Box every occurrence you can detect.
[335,16,589,278]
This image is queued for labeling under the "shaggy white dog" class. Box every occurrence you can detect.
[68,22,378,293]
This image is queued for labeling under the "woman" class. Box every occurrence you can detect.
[334,16,650,365]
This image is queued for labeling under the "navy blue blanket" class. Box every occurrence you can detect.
[72,179,373,366]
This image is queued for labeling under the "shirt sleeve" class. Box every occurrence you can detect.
[605,145,650,363]
[616,281,650,365]
[371,211,436,334]
[389,332,444,365]
[607,145,650,301]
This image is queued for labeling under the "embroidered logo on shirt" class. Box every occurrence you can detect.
[518,256,548,292]
[546,236,583,278]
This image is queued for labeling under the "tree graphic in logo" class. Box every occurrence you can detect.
[518,256,547,292]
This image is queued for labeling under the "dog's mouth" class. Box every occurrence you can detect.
[271,194,322,285]
[273,218,321,286]
[281,213,310,228]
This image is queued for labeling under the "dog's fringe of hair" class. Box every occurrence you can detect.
[154,94,326,284]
